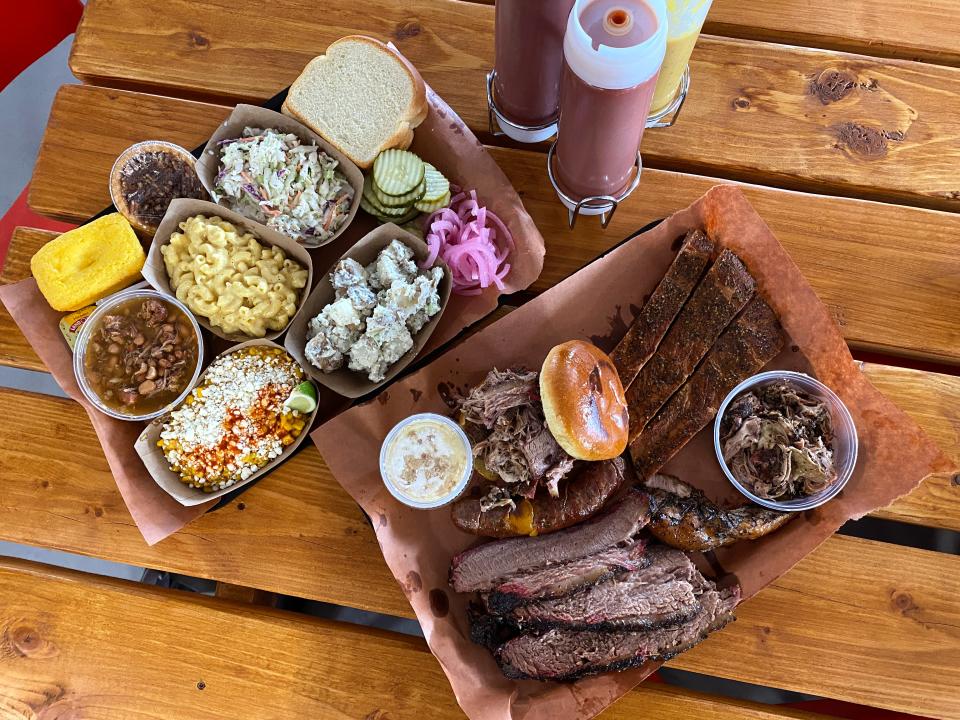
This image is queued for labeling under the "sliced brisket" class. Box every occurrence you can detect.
[630,296,785,479]
[450,490,650,593]
[496,586,740,681]
[611,229,714,388]
[486,538,648,614]
[626,249,756,440]
[504,546,708,630]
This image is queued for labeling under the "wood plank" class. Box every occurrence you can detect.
[0,388,958,716]
[67,0,960,210]
[27,85,960,364]
[703,0,960,68]
[468,0,960,69]
[0,556,830,720]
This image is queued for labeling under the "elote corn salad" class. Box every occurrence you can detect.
[158,346,307,492]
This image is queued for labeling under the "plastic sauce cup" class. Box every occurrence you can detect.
[713,371,858,512]
[379,413,473,509]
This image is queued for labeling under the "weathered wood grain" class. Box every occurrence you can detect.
[467,0,960,68]
[67,0,960,209]
[703,0,960,68]
[0,388,957,716]
[0,555,832,720]
[27,86,960,363]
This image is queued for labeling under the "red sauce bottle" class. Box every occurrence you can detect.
[552,0,667,212]
[492,0,576,142]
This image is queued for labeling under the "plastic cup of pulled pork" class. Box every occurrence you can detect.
[379,413,474,509]
[713,370,858,512]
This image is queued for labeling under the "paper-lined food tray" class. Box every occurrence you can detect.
[312,185,950,720]
[144,198,314,343]
[135,339,320,505]
[195,104,364,249]
[285,223,452,398]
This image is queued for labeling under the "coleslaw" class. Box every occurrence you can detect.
[214,127,354,245]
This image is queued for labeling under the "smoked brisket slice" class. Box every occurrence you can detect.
[610,229,714,388]
[626,249,756,440]
[630,297,785,479]
[505,546,708,631]
[496,586,740,681]
[450,490,651,594]
[485,538,648,614]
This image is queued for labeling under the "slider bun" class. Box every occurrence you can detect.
[540,340,629,461]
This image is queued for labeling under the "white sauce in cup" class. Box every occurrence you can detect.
[380,413,473,508]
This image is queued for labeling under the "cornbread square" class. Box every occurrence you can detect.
[31,213,146,311]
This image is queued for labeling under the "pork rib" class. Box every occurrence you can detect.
[626,249,756,440]
[610,229,714,388]
[630,296,785,479]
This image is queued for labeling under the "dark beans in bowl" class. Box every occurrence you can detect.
[83,296,199,415]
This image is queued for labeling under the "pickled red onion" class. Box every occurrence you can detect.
[421,189,514,296]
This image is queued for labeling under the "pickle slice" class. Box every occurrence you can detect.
[373,149,425,196]
[362,176,413,217]
[388,207,422,226]
[373,176,426,208]
[414,190,451,214]
[420,163,450,203]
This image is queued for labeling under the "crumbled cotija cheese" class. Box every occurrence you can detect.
[159,347,304,491]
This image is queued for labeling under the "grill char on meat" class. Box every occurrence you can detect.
[451,457,630,538]
[450,490,651,594]
[496,586,740,681]
[485,538,647,614]
[505,546,708,632]
[626,249,757,440]
[630,296,786,479]
[644,474,793,551]
[611,229,714,388]
[458,368,574,500]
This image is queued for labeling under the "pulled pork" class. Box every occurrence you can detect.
[720,381,836,500]
[459,368,575,505]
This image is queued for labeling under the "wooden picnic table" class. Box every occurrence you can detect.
[1,0,958,717]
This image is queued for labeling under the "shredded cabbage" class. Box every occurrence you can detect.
[214,127,354,245]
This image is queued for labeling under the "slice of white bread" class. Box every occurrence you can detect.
[283,36,429,169]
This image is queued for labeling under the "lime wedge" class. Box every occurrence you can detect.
[284,381,317,414]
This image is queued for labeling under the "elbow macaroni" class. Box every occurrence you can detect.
[161,215,308,337]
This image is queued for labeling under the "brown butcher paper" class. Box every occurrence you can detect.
[312,186,952,720]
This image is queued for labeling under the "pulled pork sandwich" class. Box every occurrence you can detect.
[451,341,632,538]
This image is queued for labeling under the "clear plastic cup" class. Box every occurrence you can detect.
[379,413,473,510]
[73,288,204,421]
[713,371,858,511]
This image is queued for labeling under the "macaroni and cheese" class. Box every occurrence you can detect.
[161,214,308,337]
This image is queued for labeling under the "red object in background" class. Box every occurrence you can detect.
[0,187,75,270]
[0,0,84,90]
[0,0,84,270]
